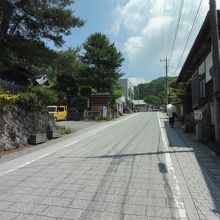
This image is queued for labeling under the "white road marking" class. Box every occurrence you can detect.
[0,140,79,176]
[0,113,138,177]
[157,112,187,219]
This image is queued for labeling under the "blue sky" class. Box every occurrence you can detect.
[52,0,220,85]
[67,0,115,47]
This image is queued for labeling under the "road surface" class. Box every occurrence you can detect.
[0,112,220,220]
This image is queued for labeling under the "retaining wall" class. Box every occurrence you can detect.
[0,105,55,151]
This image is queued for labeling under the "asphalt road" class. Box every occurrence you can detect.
[0,112,220,219]
[56,121,102,133]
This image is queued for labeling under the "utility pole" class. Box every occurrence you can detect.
[209,0,220,149]
[161,57,169,111]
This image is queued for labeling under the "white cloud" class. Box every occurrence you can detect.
[128,77,147,86]
[124,36,143,59]
[110,0,216,80]
[111,0,150,35]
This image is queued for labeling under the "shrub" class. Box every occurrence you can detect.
[0,92,19,106]
[57,126,72,135]
[18,86,59,111]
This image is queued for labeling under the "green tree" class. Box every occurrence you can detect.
[18,86,59,111]
[0,0,84,45]
[82,32,124,95]
[53,48,85,105]
[168,79,185,103]
[135,76,177,106]
[144,95,161,106]
[0,0,84,73]
[111,84,123,102]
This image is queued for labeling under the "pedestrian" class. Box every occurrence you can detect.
[167,103,176,128]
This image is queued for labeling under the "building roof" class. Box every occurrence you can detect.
[118,78,134,87]
[91,93,110,96]
[177,10,220,84]
[132,100,146,105]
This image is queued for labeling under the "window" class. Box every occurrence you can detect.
[199,77,206,99]
[191,75,199,109]
[47,107,57,112]
[57,107,64,112]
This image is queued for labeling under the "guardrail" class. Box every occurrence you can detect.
[0,78,25,94]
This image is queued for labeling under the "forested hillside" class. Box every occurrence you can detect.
[135,76,184,106]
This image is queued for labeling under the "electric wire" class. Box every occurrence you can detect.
[166,0,176,56]
[160,0,166,77]
[120,0,149,43]
[160,0,166,59]
[172,0,203,76]
[169,0,185,60]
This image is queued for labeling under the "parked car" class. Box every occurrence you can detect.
[47,106,67,121]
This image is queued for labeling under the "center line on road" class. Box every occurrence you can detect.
[0,140,80,177]
[0,114,138,177]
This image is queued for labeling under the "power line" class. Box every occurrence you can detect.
[172,0,203,76]
[160,0,166,59]
[119,0,149,43]
[166,0,176,56]
[160,0,166,78]
[169,0,185,60]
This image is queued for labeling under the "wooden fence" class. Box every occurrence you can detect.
[0,78,25,94]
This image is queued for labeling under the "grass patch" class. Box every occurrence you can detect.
[57,126,72,135]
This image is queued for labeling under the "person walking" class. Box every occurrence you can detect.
[167,103,176,128]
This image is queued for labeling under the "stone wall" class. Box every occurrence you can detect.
[0,105,55,151]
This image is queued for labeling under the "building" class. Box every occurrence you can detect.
[115,96,125,115]
[177,10,220,142]
[118,78,134,113]
[132,100,147,112]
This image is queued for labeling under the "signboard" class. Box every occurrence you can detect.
[36,75,48,85]
[194,110,203,121]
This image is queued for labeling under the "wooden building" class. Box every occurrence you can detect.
[177,10,220,142]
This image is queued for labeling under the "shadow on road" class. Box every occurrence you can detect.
[163,118,220,217]
[60,150,194,159]
[85,150,194,158]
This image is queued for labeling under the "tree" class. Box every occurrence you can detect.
[168,79,185,103]
[53,48,86,105]
[0,0,84,45]
[82,32,124,94]
[135,76,177,106]
[18,86,59,111]
[111,84,123,102]
[144,95,161,106]
[0,0,84,73]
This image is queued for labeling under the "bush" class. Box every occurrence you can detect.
[0,92,19,106]
[18,86,59,111]
[57,126,72,135]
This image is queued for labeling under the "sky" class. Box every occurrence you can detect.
[55,0,220,85]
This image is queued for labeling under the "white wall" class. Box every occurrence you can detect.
[205,52,213,82]
[206,40,220,82]
[198,61,205,75]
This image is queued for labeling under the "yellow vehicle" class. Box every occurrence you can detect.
[47,106,67,121]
